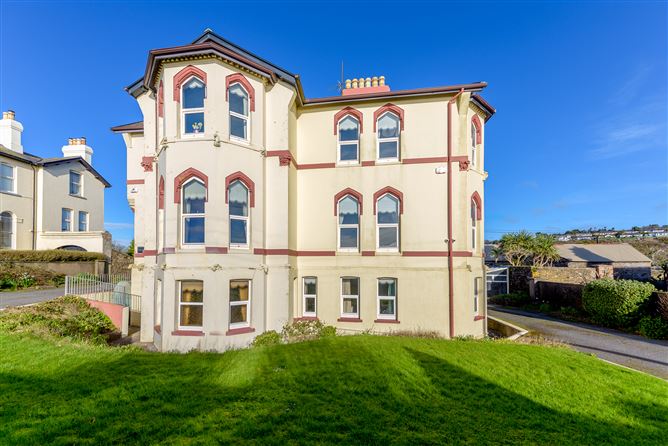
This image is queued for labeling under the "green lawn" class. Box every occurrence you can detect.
[1,334,666,445]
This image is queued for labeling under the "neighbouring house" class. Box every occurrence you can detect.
[0,111,111,256]
[112,29,495,352]
[555,243,652,280]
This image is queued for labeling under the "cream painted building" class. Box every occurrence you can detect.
[0,111,111,256]
[112,30,495,352]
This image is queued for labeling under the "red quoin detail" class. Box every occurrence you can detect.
[334,107,364,135]
[173,65,207,102]
[471,114,482,144]
[226,73,255,112]
[173,168,208,204]
[225,171,256,208]
[334,188,363,215]
[471,191,482,220]
[141,156,154,172]
[373,103,405,132]
[373,186,404,215]
[158,176,165,210]
[459,160,470,171]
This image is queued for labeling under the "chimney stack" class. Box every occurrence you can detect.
[0,110,24,153]
[342,75,390,96]
[62,136,94,164]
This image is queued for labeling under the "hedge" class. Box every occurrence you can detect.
[582,279,655,327]
[0,250,106,262]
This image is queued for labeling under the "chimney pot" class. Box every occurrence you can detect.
[379,76,385,86]
[365,77,371,88]
[372,77,378,87]
[352,78,359,89]
[2,110,15,120]
[345,79,351,89]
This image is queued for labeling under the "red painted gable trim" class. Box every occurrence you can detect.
[373,186,404,214]
[373,103,405,132]
[225,73,256,112]
[173,65,207,102]
[471,191,482,220]
[334,106,364,135]
[173,167,208,204]
[334,187,363,215]
[225,171,256,208]
[471,114,482,144]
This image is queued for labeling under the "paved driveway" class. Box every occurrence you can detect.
[0,287,65,310]
[489,306,668,380]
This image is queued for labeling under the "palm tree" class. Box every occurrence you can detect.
[531,234,561,267]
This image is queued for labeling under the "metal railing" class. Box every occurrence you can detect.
[65,274,140,312]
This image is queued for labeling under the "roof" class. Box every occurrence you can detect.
[556,243,651,264]
[110,121,144,133]
[0,145,111,188]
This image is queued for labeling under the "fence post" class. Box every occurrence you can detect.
[65,276,69,295]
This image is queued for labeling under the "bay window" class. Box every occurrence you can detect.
[341,277,360,318]
[377,278,397,320]
[178,280,203,330]
[229,279,251,328]
[182,179,206,245]
[181,77,205,135]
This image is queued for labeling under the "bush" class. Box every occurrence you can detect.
[0,250,106,262]
[281,320,337,343]
[638,316,668,340]
[582,279,655,328]
[252,330,282,347]
[488,292,530,307]
[539,303,552,313]
[0,265,65,290]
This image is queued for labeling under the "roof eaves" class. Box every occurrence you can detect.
[40,157,112,188]
[110,121,144,133]
[471,93,496,121]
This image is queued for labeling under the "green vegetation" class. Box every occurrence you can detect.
[0,296,115,345]
[0,264,65,291]
[488,292,531,307]
[497,231,560,267]
[582,279,656,327]
[638,316,668,340]
[252,320,337,347]
[0,333,666,445]
[0,249,106,262]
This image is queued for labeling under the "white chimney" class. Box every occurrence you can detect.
[0,110,24,153]
[62,137,93,164]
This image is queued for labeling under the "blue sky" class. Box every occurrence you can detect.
[1,1,666,245]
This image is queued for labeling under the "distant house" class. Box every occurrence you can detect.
[555,243,651,280]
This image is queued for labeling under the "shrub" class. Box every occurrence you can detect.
[252,330,282,347]
[0,250,106,262]
[582,279,655,327]
[638,316,668,340]
[0,265,65,290]
[488,292,530,307]
[281,320,336,343]
[539,303,552,313]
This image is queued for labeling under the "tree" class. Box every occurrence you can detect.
[531,234,561,267]
[498,231,534,266]
[127,239,135,257]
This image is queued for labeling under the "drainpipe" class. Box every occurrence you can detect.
[447,88,464,338]
[31,164,38,249]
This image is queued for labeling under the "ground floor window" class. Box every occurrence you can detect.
[0,211,13,249]
[377,278,397,320]
[303,277,317,317]
[341,277,359,318]
[178,280,203,329]
[230,279,251,328]
[61,208,72,232]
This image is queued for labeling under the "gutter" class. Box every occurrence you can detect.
[447,88,464,338]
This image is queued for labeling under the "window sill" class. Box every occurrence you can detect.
[171,330,204,336]
[374,319,400,324]
[225,327,256,336]
[474,315,485,321]
[336,162,361,167]
[69,194,86,200]
[295,316,319,322]
[337,317,362,323]
[0,190,20,197]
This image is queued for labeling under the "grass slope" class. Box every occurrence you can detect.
[1,334,667,445]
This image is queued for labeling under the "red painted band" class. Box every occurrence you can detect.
[225,327,256,336]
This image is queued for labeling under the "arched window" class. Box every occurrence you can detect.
[470,121,477,166]
[229,180,249,248]
[377,112,400,161]
[338,116,359,163]
[376,194,399,250]
[181,77,205,135]
[471,198,478,251]
[229,83,249,141]
[181,179,206,245]
[338,195,359,251]
[0,211,13,249]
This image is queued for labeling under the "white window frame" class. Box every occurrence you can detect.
[340,277,360,318]
[181,76,205,138]
[337,115,359,165]
[337,195,359,252]
[229,279,251,329]
[376,112,400,162]
[376,193,400,252]
[471,200,478,251]
[181,178,206,246]
[69,170,82,197]
[377,277,397,320]
[471,121,477,167]
[229,180,250,249]
[0,211,15,249]
[302,277,317,317]
[178,280,204,331]
[78,211,89,232]
[61,208,73,232]
[229,82,250,143]
[0,162,16,194]
[474,277,481,315]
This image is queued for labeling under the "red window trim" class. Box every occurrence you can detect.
[337,317,363,323]
[225,171,256,208]
[334,107,364,135]
[334,187,363,215]
[158,176,165,210]
[173,65,207,102]
[471,191,482,221]
[173,168,208,204]
[373,103,405,132]
[373,186,404,215]
[472,114,482,144]
[226,73,255,112]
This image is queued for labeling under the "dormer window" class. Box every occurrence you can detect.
[377,112,400,161]
[182,77,205,135]
[229,83,249,141]
[338,116,359,163]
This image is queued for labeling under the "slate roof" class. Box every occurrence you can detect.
[555,243,651,264]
